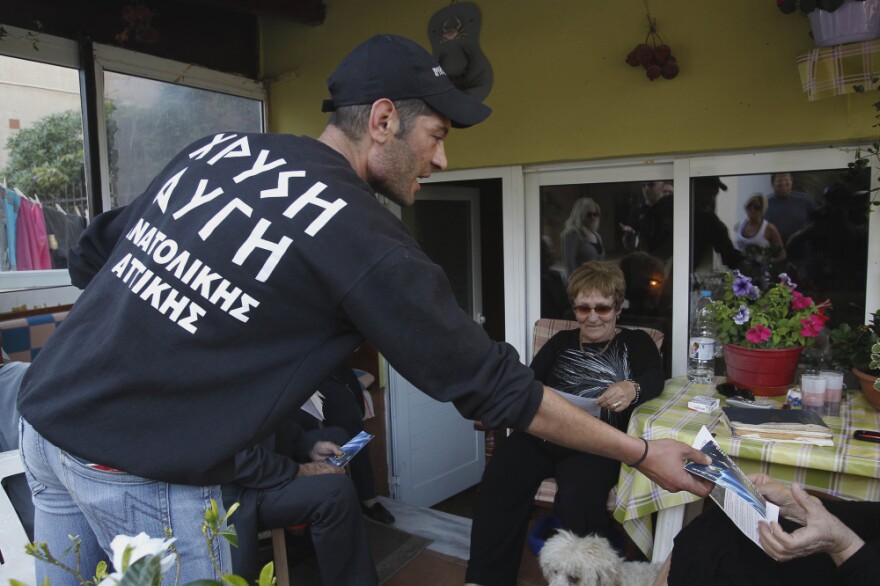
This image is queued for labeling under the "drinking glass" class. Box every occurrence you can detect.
[801,374,827,413]
[820,370,844,417]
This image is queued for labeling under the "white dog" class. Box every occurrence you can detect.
[539,530,660,586]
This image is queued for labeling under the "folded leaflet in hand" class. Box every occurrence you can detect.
[327,431,375,468]
[685,426,779,552]
[722,406,833,446]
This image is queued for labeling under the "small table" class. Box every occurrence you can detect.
[612,376,880,563]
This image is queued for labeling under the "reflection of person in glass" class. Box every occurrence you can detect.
[561,197,604,276]
[620,181,674,260]
[764,172,817,245]
[691,177,744,272]
[734,193,786,264]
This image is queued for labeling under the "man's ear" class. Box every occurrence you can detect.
[368,99,399,144]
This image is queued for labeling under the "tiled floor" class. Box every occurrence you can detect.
[379,486,548,585]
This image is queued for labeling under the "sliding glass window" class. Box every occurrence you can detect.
[0,26,266,289]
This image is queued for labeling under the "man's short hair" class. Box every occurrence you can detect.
[328,98,438,140]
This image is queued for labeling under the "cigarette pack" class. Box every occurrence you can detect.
[688,396,720,413]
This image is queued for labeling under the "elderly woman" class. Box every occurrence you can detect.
[561,197,605,276]
[465,261,665,586]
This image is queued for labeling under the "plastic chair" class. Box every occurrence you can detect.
[0,449,34,583]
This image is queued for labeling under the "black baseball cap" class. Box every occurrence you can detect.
[321,34,492,129]
[693,177,728,192]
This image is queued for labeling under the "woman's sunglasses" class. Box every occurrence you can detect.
[584,212,599,219]
[573,303,616,317]
[746,203,763,211]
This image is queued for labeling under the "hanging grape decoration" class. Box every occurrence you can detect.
[626,16,679,81]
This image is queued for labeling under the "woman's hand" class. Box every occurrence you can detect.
[758,482,864,566]
[597,380,638,412]
[749,473,805,524]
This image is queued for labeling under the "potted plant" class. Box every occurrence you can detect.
[830,310,880,407]
[777,0,880,46]
[707,270,829,395]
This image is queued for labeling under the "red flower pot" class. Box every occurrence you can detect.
[723,344,803,397]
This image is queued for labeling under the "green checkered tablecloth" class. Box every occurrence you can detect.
[797,39,880,100]
[612,376,880,559]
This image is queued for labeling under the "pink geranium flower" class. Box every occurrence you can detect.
[746,324,772,344]
[801,314,825,337]
[791,291,813,311]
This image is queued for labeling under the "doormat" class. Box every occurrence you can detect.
[282,519,434,584]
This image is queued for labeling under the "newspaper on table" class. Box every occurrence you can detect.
[684,425,780,552]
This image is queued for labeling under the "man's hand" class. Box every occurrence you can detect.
[296,461,346,478]
[309,440,343,462]
[758,482,864,566]
[637,439,714,497]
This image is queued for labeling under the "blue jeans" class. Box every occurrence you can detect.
[20,418,231,585]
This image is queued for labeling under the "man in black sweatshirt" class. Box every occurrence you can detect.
[18,34,711,586]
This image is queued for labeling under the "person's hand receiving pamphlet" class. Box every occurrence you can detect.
[685,426,780,552]
[326,430,374,468]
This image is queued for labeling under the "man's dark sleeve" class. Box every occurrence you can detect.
[836,544,880,586]
[68,206,134,289]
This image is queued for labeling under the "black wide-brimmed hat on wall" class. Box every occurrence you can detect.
[428,2,494,102]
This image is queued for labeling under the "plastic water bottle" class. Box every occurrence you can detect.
[688,290,716,384]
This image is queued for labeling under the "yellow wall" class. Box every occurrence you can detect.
[260,0,878,169]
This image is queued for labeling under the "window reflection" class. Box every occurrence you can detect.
[103,71,263,209]
[0,55,87,271]
[691,169,871,367]
[540,181,674,375]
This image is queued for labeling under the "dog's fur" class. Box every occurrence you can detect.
[539,530,660,586]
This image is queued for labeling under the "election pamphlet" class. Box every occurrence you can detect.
[327,430,375,468]
[684,426,780,552]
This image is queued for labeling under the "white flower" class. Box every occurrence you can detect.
[98,532,176,585]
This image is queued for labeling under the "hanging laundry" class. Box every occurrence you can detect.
[42,206,86,269]
[2,186,19,271]
[16,197,52,270]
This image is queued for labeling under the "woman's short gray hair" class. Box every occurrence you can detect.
[566,260,626,309]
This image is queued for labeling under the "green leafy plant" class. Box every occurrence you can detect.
[708,270,829,349]
[777,0,868,15]
[12,500,274,586]
[871,337,880,391]
[830,310,880,376]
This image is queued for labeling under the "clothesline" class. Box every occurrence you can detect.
[0,183,86,272]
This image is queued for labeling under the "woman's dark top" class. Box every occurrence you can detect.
[530,326,665,430]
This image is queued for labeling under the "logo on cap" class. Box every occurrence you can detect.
[432,66,447,78]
